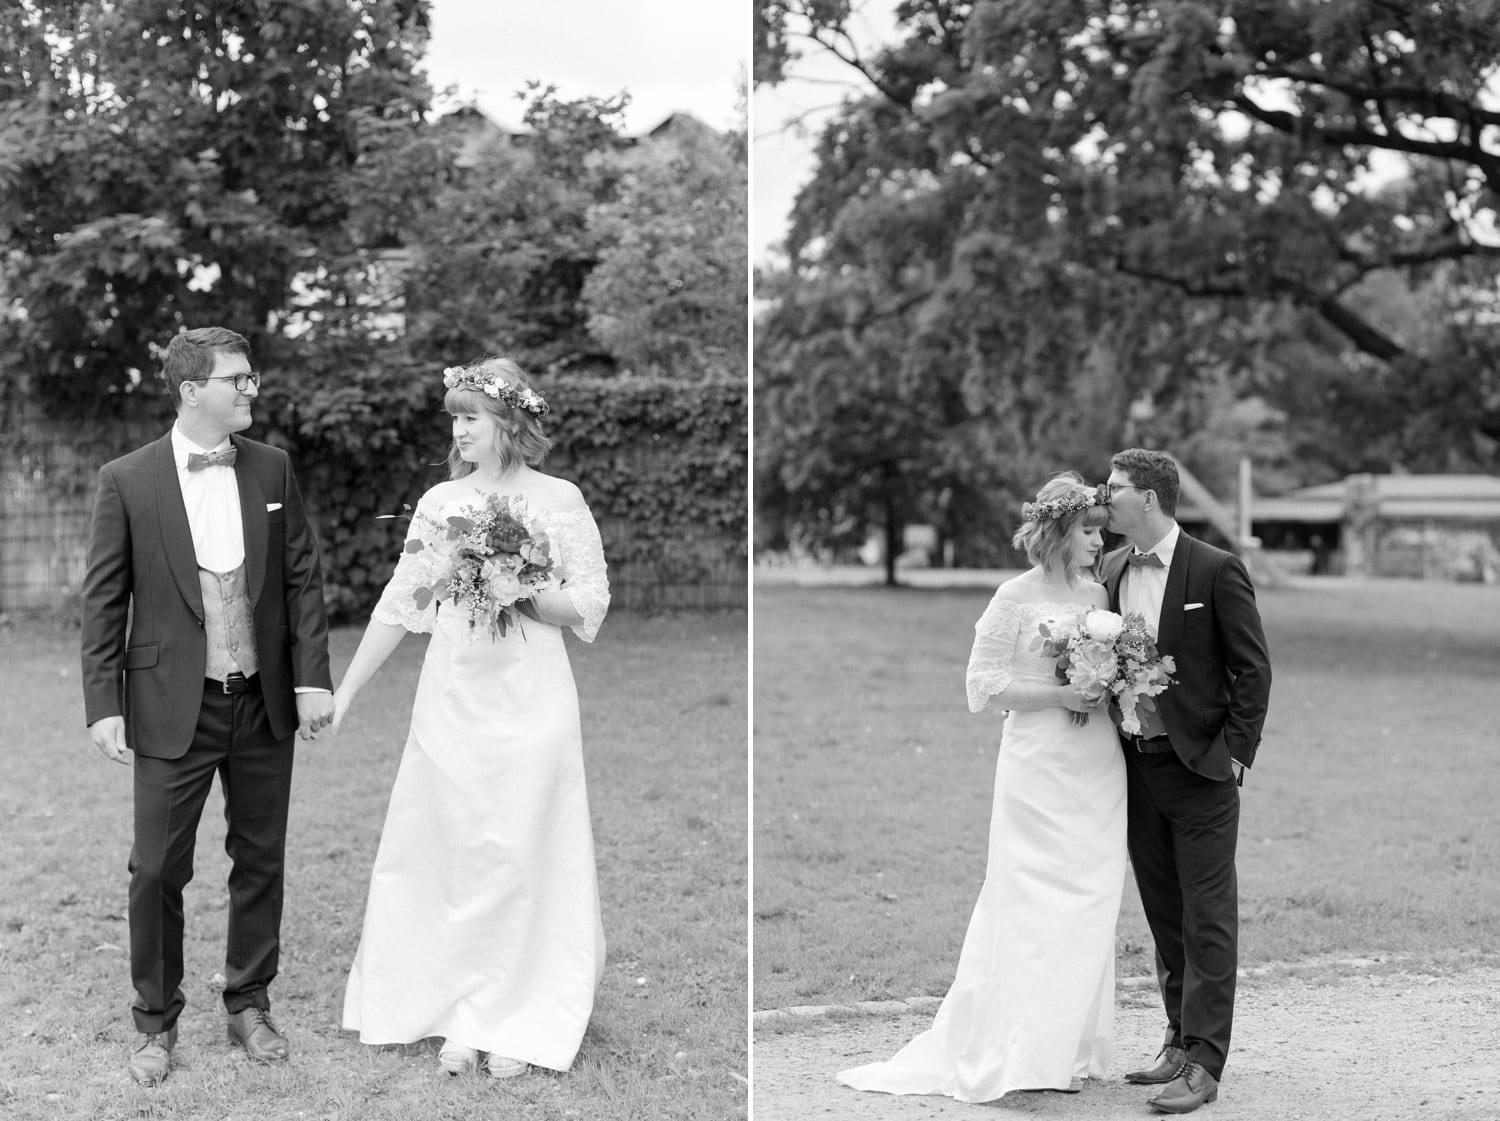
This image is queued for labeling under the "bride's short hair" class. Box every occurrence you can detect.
[443,356,554,478]
[1012,473,1109,584]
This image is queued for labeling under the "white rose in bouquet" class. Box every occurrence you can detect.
[1083,609,1126,643]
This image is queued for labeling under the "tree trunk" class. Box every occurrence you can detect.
[883,463,901,587]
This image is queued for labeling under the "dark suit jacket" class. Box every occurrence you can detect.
[80,431,333,759]
[1103,530,1271,781]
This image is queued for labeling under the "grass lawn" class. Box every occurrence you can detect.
[753,577,1500,1011]
[0,609,747,1120]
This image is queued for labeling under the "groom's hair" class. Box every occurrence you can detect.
[1110,448,1180,516]
[159,327,250,407]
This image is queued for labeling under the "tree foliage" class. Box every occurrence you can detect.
[0,0,438,418]
[756,0,1500,561]
[398,87,632,374]
[583,116,748,379]
[0,1,747,614]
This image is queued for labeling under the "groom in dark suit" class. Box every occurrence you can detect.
[1101,448,1271,1115]
[81,327,334,1085]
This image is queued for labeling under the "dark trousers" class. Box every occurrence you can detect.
[128,681,294,1033]
[1125,746,1240,1081]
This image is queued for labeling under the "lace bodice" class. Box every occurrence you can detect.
[371,489,610,642]
[965,598,1092,714]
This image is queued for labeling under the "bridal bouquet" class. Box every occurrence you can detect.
[1033,609,1177,735]
[401,494,556,640]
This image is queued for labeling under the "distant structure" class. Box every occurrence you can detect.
[1177,474,1500,582]
[437,104,717,168]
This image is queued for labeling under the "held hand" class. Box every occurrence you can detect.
[89,716,131,765]
[1060,686,1107,715]
[296,691,335,741]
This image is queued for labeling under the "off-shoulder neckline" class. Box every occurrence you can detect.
[989,599,1095,614]
[429,491,590,520]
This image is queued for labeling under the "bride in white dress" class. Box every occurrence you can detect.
[837,472,1127,1102]
[331,357,609,1079]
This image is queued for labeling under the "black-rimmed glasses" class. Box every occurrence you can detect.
[1106,483,1147,495]
[194,371,261,393]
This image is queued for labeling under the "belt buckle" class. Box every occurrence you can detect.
[223,672,248,695]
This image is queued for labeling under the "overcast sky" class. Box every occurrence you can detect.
[750,1,898,265]
[422,0,746,135]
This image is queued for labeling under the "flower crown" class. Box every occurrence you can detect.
[442,366,550,417]
[1021,484,1110,523]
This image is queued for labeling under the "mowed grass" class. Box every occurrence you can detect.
[0,610,747,1120]
[753,577,1500,1011]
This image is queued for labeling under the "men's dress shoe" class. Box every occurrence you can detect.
[226,1007,290,1062]
[128,1026,177,1086]
[1148,1061,1219,1114]
[1126,1044,1188,1084]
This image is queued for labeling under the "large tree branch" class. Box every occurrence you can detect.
[1112,256,1407,361]
[1230,89,1500,192]
[1339,238,1500,272]
[1306,292,1405,361]
[1230,92,1472,162]
[1259,64,1500,131]
[795,24,913,111]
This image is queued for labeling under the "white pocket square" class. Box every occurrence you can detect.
[1184,602,1204,611]
[266,502,283,512]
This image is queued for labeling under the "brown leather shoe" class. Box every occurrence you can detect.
[128,1026,177,1086]
[1126,1044,1188,1084]
[1148,1061,1219,1113]
[226,1007,290,1062]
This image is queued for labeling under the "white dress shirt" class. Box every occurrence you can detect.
[170,425,327,698]
[170,424,244,572]
[1119,522,1180,639]
[1122,522,1244,774]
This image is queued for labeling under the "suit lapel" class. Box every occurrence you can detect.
[1155,532,1193,655]
[233,436,269,605]
[154,434,205,621]
[1103,548,1128,611]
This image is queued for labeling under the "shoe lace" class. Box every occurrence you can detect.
[244,1007,279,1032]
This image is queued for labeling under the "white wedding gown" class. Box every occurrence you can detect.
[342,491,610,1072]
[837,596,1127,1102]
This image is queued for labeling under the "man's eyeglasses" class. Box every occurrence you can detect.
[1107,483,1147,495]
[194,371,261,393]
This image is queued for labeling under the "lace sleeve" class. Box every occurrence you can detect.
[966,595,1025,714]
[370,494,443,634]
[550,506,610,642]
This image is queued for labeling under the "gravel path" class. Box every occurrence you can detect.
[753,965,1500,1120]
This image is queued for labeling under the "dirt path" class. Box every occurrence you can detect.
[753,966,1500,1120]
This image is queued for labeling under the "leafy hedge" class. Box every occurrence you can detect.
[257,369,746,620]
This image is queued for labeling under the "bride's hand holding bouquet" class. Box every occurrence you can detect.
[1034,608,1177,733]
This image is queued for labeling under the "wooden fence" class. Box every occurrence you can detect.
[0,406,745,616]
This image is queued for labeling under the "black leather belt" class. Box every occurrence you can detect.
[1127,734,1174,754]
[205,672,256,695]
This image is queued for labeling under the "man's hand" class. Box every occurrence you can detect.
[89,716,130,764]
[296,691,335,741]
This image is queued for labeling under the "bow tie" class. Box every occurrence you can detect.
[187,447,237,471]
[1126,550,1164,569]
